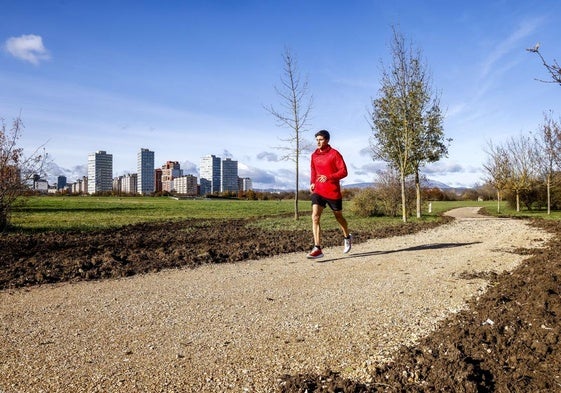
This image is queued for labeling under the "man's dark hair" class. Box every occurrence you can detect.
[315,130,330,141]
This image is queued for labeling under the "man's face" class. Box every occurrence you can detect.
[316,136,328,149]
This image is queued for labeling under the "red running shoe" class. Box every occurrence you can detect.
[307,246,324,259]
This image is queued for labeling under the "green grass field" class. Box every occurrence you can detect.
[430,200,561,220]
[9,196,559,233]
[11,196,308,231]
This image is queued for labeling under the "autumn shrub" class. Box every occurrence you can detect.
[349,188,380,217]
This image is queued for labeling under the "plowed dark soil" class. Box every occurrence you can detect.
[0,218,446,290]
[1,216,560,392]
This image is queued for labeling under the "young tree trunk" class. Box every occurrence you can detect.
[497,190,501,213]
[400,171,407,222]
[415,170,421,218]
[516,191,520,212]
[547,173,551,215]
[294,156,299,220]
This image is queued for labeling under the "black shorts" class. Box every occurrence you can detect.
[311,193,343,211]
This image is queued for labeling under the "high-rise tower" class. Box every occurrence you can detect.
[221,158,238,193]
[87,150,113,194]
[200,155,221,195]
[137,148,155,195]
[161,161,182,192]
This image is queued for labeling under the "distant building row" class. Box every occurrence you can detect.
[47,149,252,195]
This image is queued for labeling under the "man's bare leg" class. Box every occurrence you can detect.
[333,210,349,238]
[312,204,324,246]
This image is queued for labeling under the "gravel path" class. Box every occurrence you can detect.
[0,207,550,392]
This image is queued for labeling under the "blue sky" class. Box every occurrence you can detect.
[1,0,559,189]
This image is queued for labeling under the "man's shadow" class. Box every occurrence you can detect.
[316,242,481,263]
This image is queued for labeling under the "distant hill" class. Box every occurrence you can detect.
[343,179,471,191]
[422,179,453,189]
[342,182,375,190]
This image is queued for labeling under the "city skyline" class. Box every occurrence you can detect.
[2,1,560,190]
[65,148,249,195]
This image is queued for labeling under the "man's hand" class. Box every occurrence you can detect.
[316,175,327,183]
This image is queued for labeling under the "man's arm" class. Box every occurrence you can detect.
[330,150,348,181]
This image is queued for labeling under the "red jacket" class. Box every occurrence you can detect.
[310,145,348,199]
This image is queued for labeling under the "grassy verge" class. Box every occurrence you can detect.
[11,196,558,233]
[10,196,308,231]
[10,196,442,233]
[430,200,561,220]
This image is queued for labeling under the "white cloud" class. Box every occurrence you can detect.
[423,161,465,175]
[257,151,279,162]
[4,34,50,65]
[480,17,543,79]
[179,160,198,176]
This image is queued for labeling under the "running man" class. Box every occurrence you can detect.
[307,129,352,259]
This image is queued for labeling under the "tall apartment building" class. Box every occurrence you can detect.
[71,176,88,194]
[87,150,113,194]
[200,155,221,195]
[112,176,121,193]
[32,175,48,193]
[174,174,198,195]
[116,173,138,194]
[137,148,155,195]
[154,168,163,193]
[221,158,238,193]
[239,177,253,191]
[161,161,182,192]
[57,175,67,190]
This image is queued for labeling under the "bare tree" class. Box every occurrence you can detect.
[370,27,447,222]
[505,134,540,212]
[533,111,561,214]
[0,116,46,230]
[266,48,313,220]
[526,42,561,85]
[483,141,511,213]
